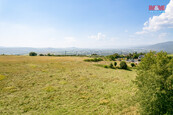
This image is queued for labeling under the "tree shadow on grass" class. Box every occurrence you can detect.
[118,67,132,71]
[94,64,132,71]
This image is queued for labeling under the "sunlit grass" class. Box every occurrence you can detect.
[0,56,138,114]
[168,54,173,57]
[0,75,6,80]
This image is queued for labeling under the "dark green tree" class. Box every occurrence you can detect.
[104,65,108,68]
[39,54,44,56]
[131,63,135,67]
[113,53,120,58]
[133,54,138,59]
[120,61,127,69]
[29,52,37,56]
[135,51,173,114]
[114,62,117,67]
[109,63,114,68]
[109,55,115,61]
[47,53,52,56]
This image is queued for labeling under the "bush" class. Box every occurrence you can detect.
[109,63,113,68]
[120,61,127,69]
[135,51,173,114]
[104,65,108,68]
[109,55,115,61]
[133,54,139,59]
[29,52,37,56]
[84,58,103,62]
[131,63,135,67]
[114,62,117,67]
[39,54,44,56]
[47,53,52,56]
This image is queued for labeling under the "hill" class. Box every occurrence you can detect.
[0,41,172,55]
[146,41,173,53]
[0,47,146,56]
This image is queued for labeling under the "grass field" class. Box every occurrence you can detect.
[168,54,173,57]
[0,56,138,114]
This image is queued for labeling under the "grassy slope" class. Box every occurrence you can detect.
[168,54,173,57]
[0,56,138,114]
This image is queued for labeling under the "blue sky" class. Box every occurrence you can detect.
[0,0,172,48]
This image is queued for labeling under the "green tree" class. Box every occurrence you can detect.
[127,55,130,60]
[131,63,135,67]
[109,63,114,68]
[47,53,52,56]
[135,51,173,114]
[129,53,133,58]
[108,55,115,61]
[113,53,120,58]
[120,61,127,69]
[114,62,117,67]
[133,54,138,59]
[39,54,44,56]
[29,52,37,56]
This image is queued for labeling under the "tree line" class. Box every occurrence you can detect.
[29,52,86,56]
[106,52,145,61]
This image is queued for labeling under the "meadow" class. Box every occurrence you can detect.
[168,54,173,57]
[0,56,138,114]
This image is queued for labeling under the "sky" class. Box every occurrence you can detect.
[0,0,172,48]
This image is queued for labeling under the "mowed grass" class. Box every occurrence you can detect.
[0,56,138,114]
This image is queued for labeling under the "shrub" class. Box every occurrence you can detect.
[109,63,114,68]
[29,52,37,56]
[133,54,138,59]
[84,58,103,62]
[47,53,52,56]
[106,55,115,61]
[93,58,98,62]
[104,65,108,68]
[131,63,135,67]
[114,62,117,67]
[135,51,173,114]
[120,61,127,69]
[109,56,115,61]
[39,54,44,56]
[91,54,98,56]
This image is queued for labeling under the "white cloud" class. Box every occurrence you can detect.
[136,0,173,34]
[88,32,106,40]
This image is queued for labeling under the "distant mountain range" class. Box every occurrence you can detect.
[145,41,173,53]
[0,41,172,55]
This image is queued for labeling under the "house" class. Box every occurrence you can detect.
[138,55,144,61]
